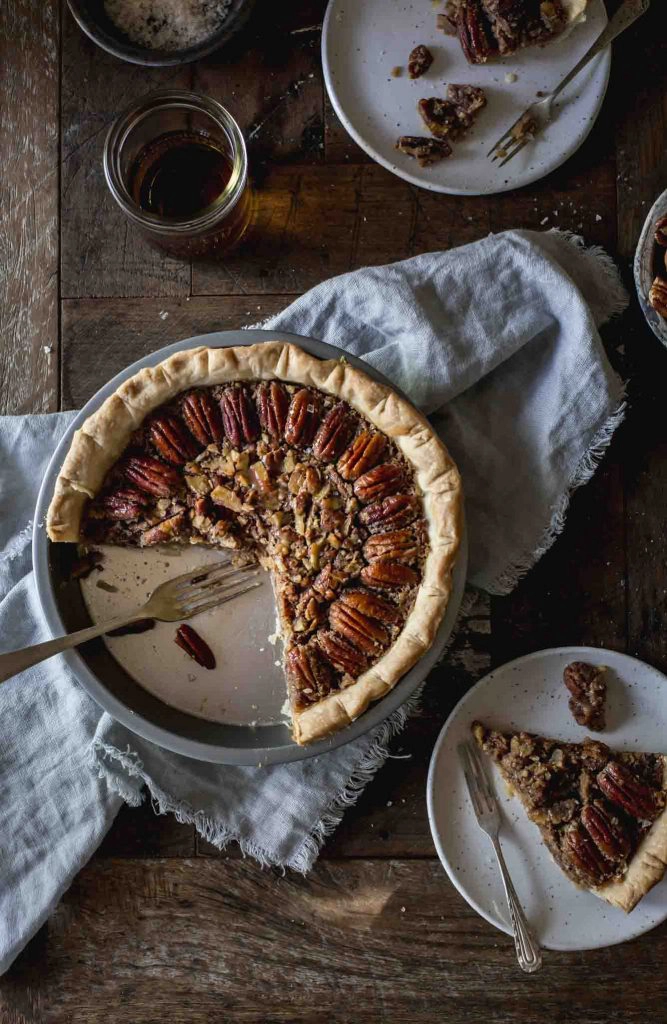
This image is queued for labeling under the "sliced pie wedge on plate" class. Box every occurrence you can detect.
[473,722,667,912]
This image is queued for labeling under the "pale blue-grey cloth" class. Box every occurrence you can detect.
[0,229,627,972]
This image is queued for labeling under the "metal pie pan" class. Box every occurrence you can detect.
[33,331,467,765]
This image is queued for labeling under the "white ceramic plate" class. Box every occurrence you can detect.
[322,0,610,195]
[427,647,667,951]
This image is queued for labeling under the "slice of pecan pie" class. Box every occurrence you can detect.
[473,722,667,911]
[47,342,461,744]
[443,0,588,64]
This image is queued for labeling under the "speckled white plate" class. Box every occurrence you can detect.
[427,647,667,951]
[322,0,610,195]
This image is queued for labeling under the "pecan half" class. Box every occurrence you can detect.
[123,455,181,497]
[363,529,419,564]
[581,804,631,863]
[563,661,606,731]
[285,389,320,447]
[358,494,419,533]
[257,381,290,439]
[220,386,259,447]
[286,645,334,707]
[97,487,149,520]
[649,276,667,318]
[417,97,462,140]
[329,597,389,652]
[318,630,369,677]
[339,589,401,625]
[312,565,349,602]
[69,550,103,580]
[354,463,405,503]
[562,825,609,884]
[182,391,224,446]
[408,43,433,79]
[337,431,386,481]
[150,414,199,465]
[655,215,667,247]
[597,762,660,820]
[360,558,419,589]
[396,136,452,167]
[174,623,216,670]
[313,403,355,462]
[141,512,186,546]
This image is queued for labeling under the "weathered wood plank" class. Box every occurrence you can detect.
[60,9,192,299]
[0,0,59,414]
[60,296,291,408]
[3,857,667,1023]
[194,0,326,169]
[193,150,621,298]
[97,802,195,858]
[613,1,667,262]
[612,1,667,671]
[491,452,626,663]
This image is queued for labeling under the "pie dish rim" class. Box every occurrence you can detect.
[36,330,465,759]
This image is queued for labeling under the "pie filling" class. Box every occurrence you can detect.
[444,0,571,63]
[81,380,429,727]
[473,723,667,893]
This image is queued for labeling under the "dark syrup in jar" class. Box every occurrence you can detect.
[127,130,251,257]
[129,131,232,218]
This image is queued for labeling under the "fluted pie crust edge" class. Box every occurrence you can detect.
[595,761,667,912]
[46,341,463,744]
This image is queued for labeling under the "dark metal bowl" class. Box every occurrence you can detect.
[33,331,467,765]
[67,0,255,66]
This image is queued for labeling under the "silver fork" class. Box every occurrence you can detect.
[459,741,542,973]
[0,559,261,684]
[488,0,649,167]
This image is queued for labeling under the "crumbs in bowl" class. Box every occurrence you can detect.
[104,0,233,50]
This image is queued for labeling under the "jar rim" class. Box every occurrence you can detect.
[103,89,248,235]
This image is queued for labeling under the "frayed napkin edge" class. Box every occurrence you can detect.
[89,698,417,875]
[486,385,627,596]
[89,591,477,874]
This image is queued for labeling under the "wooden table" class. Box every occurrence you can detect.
[2,0,667,1019]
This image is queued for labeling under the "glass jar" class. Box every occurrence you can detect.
[103,90,252,260]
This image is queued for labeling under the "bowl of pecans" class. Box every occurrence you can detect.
[67,0,254,67]
[634,188,667,348]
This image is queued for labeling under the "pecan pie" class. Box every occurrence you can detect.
[47,343,461,745]
[473,722,667,911]
[443,0,588,64]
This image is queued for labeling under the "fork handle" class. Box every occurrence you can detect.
[489,835,542,973]
[0,611,146,684]
[551,0,649,103]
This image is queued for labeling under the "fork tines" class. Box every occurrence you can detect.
[487,114,536,167]
[176,560,261,616]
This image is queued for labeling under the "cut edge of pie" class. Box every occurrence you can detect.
[473,722,667,912]
[46,341,462,745]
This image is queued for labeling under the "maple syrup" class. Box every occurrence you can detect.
[129,132,234,220]
[104,91,252,260]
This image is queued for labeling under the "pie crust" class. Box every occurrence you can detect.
[47,341,462,744]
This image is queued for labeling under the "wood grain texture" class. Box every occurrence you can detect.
[60,9,192,299]
[7,0,667,1011]
[3,858,667,1024]
[60,296,291,408]
[0,0,59,414]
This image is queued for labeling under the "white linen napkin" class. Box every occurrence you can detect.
[0,229,627,972]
